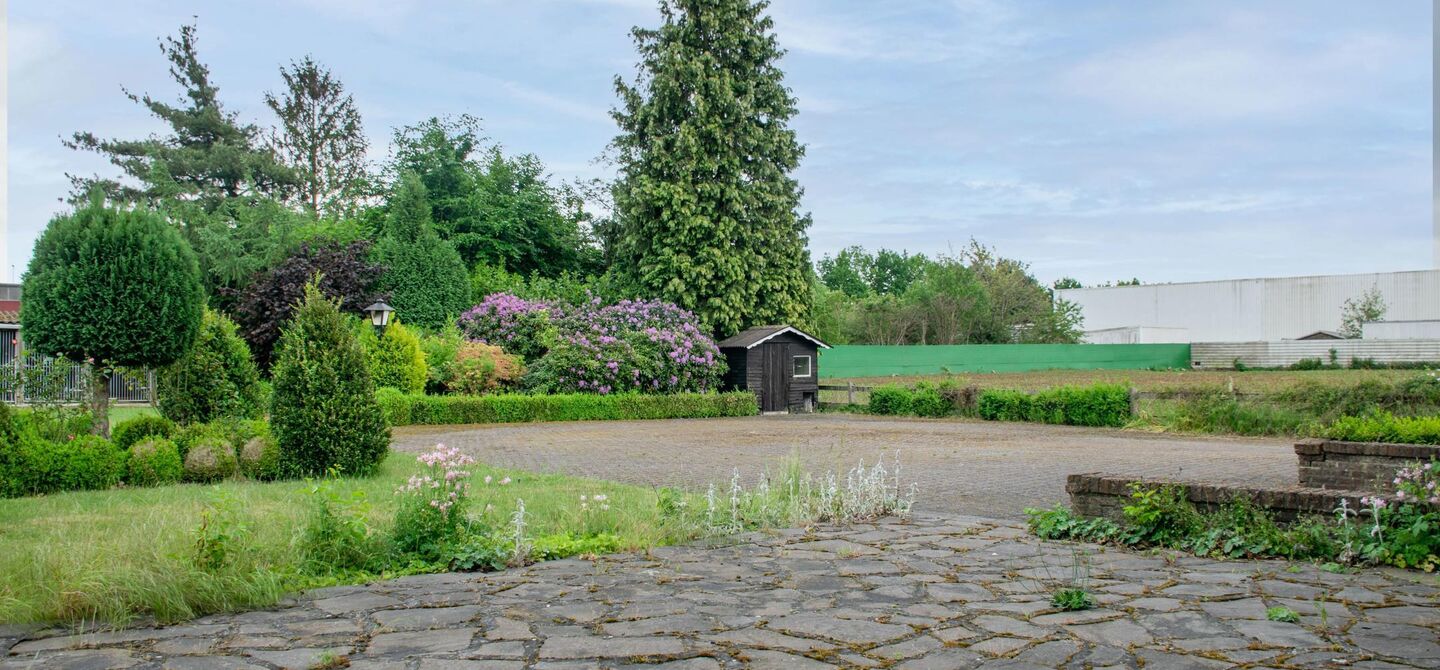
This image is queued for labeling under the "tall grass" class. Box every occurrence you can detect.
[1136,373,1440,438]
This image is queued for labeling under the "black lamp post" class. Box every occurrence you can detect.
[364,302,395,337]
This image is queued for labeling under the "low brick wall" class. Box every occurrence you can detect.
[1295,439,1439,491]
[1067,473,1367,523]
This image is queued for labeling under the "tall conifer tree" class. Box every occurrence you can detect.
[611,0,811,337]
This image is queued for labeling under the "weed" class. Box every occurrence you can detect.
[1266,606,1300,623]
[1051,588,1094,611]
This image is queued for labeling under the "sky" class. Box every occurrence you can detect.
[3,0,1434,286]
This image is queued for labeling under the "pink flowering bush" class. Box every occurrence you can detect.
[392,443,477,557]
[460,293,725,395]
[1349,459,1440,570]
[456,293,556,361]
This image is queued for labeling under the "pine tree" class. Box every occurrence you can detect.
[264,56,370,218]
[374,173,471,330]
[611,0,812,337]
[65,23,295,219]
[64,23,299,303]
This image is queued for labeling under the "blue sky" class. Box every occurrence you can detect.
[4,0,1433,285]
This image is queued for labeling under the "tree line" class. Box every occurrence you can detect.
[810,242,1084,345]
[30,0,1093,409]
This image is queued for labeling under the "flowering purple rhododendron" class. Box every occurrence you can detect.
[457,293,724,394]
[456,293,556,361]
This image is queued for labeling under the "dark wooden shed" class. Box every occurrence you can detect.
[718,325,830,413]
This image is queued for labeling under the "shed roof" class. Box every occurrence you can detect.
[1295,330,1344,340]
[717,325,830,350]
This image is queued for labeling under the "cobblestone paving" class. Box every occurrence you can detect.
[393,415,1295,520]
[6,514,1438,670]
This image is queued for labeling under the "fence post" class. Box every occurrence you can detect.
[847,381,855,406]
[1128,387,1139,417]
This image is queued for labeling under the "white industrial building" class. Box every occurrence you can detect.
[1056,269,1440,344]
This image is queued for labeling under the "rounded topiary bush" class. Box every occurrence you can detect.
[157,309,264,424]
[271,282,390,478]
[183,437,238,482]
[238,434,281,480]
[52,435,127,492]
[112,415,176,452]
[0,432,58,498]
[20,197,204,437]
[127,437,183,487]
[171,422,231,461]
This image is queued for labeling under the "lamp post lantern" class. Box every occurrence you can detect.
[364,302,395,336]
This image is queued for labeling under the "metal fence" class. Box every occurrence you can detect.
[0,354,154,404]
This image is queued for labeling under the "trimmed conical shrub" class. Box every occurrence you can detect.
[270,281,390,477]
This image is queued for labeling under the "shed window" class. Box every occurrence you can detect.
[792,355,812,378]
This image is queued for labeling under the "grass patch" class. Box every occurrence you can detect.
[0,449,916,628]
[109,404,158,425]
[0,453,695,626]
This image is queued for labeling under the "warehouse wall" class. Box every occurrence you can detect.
[1058,270,1440,343]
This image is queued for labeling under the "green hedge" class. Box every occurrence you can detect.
[377,389,758,426]
[1323,412,1440,445]
[978,383,1131,427]
[867,384,951,418]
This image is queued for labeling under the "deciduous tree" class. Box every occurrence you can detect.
[232,240,385,370]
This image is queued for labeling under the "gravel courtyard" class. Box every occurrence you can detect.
[393,414,1297,520]
[6,514,1436,669]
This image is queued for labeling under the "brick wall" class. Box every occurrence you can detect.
[1067,473,1367,523]
[1295,439,1439,491]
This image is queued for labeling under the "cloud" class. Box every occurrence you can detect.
[494,79,611,124]
[768,0,1034,66]
[1062,15,1417,121]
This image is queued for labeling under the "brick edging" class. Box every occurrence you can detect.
[1067,472,1369,522]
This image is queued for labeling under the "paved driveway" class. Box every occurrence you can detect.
[393,415,1296,520]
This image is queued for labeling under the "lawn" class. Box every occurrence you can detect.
[109,403,158,424]
[822,368,1419,404]
[0,451,699,627]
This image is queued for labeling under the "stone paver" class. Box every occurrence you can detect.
[393,414,1294,519]
[6,513,1438,669]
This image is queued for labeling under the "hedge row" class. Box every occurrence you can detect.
[868,384,952,417]
[1323,411,1440,445]
[976,384,1132,427]
[376,389,759,426]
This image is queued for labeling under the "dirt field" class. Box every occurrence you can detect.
[393,413,1295,521]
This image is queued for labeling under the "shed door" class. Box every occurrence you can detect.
[761,343,788,412]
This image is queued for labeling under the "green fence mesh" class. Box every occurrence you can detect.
[819,344,1192,379]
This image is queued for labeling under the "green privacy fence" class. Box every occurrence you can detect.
[819,343,1192,379]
